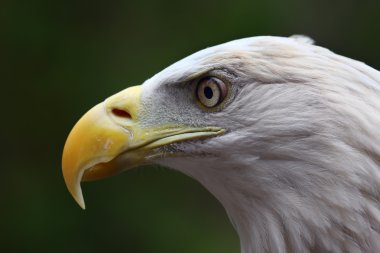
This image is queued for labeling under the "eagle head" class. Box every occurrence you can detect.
[62,36,380,253]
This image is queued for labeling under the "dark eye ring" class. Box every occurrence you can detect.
[196,77,228,108]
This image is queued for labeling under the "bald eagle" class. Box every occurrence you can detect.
[62,36,380,253]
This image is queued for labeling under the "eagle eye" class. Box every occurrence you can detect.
[196,77,227,108]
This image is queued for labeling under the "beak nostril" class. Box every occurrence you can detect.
[111,109,132,119]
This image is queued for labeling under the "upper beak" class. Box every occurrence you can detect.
[62,85,225,209]
[62,86,142,209]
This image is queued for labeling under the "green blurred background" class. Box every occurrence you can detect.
[1,0,379,252]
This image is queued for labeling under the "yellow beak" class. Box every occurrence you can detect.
[62,86,143,209]
[62,85,225,209]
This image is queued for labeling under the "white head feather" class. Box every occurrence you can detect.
[139,36,380,253]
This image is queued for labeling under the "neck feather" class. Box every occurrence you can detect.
[161,150,380,253]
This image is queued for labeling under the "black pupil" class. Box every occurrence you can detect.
[204,86,213,99]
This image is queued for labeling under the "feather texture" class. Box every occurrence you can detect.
[140,36,380,253]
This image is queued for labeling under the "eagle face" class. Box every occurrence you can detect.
[62,36,380,253]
